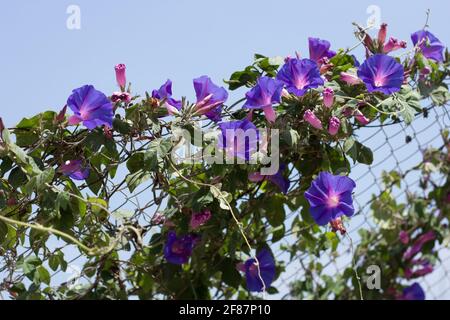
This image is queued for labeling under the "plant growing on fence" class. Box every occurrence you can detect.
[0,20,448,300]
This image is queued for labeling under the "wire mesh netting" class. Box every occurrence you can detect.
[274,104,450,299]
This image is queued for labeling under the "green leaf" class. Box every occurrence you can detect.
[24,168,55,195]
[430,86,450,106]
[220,258,241,288]
[343,137,373,165]
[126,170,151,193]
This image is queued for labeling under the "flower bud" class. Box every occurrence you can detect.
[383,37,407,53]
[340,71,362,85]
[322,88,334,108]
[303,110,323,130]
[114,64,127,89]
[354,109,370,125]
[328,116,340,136]
[378,23,388,46]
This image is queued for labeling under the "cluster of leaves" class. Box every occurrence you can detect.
[0,27,449,300]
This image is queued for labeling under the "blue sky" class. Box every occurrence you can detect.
[1,0,448,126]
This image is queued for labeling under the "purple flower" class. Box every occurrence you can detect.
[276,58,324,97]
[243,249,276,292]
[357,54,404,94]
[411,30,445,62]
[303,110,323,130]
[328,116,340,136]
[248,164,290,194]
[242,76,284,123]
[399,283,425,300]
[59,160,90,180]
[67,85,114,130]
[308,37,336,64]
[304,172,356,226]
[114,64,126,88]
[163,231,198,265]
[405,259,434,279]
[190,209,212,230]
[399,230,410,245]
[218,119,259,161]
[351,55,361,67]
[403,231,436,260]
[193,76,228,122]
[152,80,182,115]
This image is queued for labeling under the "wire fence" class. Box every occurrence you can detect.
[1,103,448,300]
[274,104,450,299]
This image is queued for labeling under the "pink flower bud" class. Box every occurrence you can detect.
[378,23,388,45]
[328,116,340,136]
[263,106,277,123]
[354,109,370,125]
[399,230,410,245]
[115,64,127,89]
[383,37,407,53]
[111,92,132,103]
[55,105,67,124]
[322,88,334,108]
[303,110,323,130]
[340,72,362,85]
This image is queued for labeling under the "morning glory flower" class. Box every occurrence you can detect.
[304,172,356,226]
[398,283,425,300]
[403,231,436,260]
[193,76,228,122]
[163,231,199,265]
[190,209,212,230]
[152,79,182,115]
[59,160,90,180]
[309,37,336,64]
[405,259,434,279]
[240,249,276,292]
[248,164,290,194]
[67,85,114,130]
[357,54,404,94]
[218,119,259,161]
[411,30,445,62]
[242,76,284,123]
[276,58,324,97]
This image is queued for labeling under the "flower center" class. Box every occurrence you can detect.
[249,263,259,276]
[295,76,309,89]
[171,241,184,254]
[374,76,385,87]
[327,194,340,208]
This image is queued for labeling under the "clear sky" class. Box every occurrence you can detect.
[1,0,449,299]
[1,0,449,126]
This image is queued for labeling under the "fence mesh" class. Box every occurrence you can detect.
[274,104,450,299]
